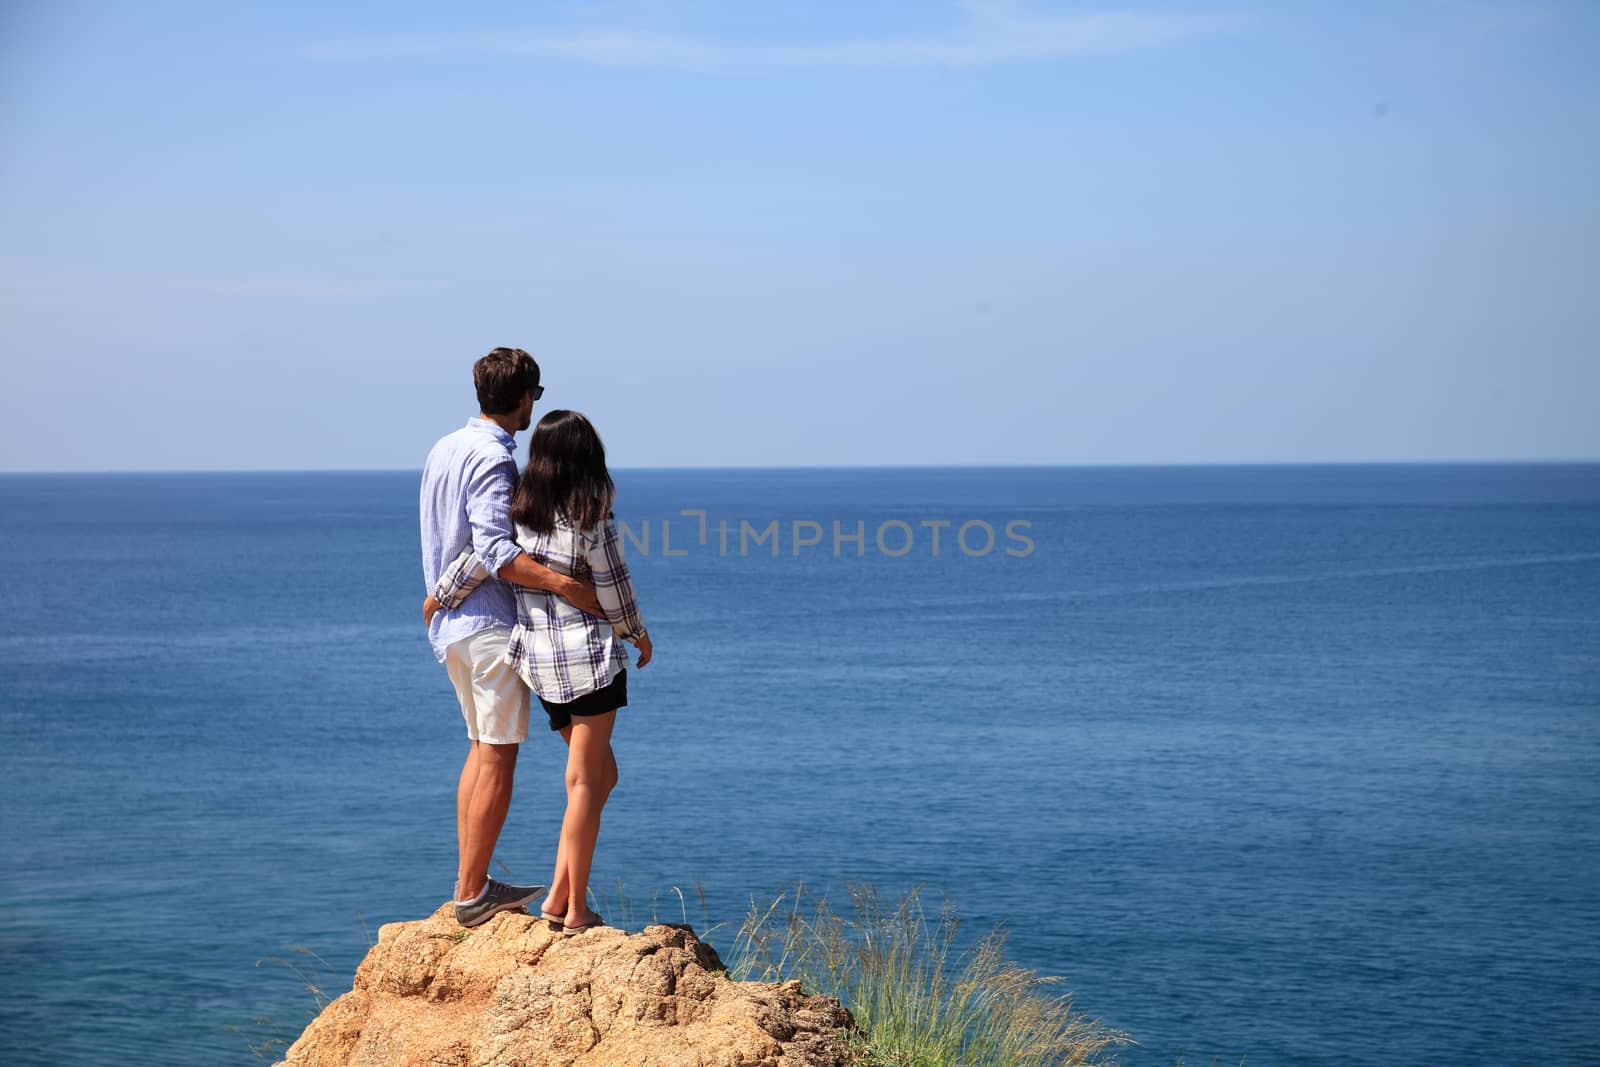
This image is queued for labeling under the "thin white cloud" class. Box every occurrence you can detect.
[0,265,449,301]
[200,277,450,299]
[302,4,1239,70]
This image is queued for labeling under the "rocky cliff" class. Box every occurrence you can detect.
[276,902,860,1067]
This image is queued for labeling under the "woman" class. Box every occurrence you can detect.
[424,409,653,934]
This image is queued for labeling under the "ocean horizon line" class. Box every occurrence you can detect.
[2,457,1598,477]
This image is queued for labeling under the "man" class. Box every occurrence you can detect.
[419,346,604,928]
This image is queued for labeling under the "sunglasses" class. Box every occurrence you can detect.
[530,384,545,402]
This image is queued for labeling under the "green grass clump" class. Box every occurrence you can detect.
[723,880,1133,1067]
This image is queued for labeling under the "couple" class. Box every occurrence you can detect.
[419,347,653,932]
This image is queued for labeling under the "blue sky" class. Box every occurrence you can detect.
[1,1,1595,471]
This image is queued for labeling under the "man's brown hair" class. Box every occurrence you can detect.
[474,347,540,414]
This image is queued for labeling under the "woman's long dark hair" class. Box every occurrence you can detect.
[510,410,615,533]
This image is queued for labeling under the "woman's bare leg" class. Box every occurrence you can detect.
[541,712,618,925]
[542,721,617,915]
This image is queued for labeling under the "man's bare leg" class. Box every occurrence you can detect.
[456,740,519,902]
[455,741,481,900]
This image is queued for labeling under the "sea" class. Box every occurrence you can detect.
[0,464,1596,1066]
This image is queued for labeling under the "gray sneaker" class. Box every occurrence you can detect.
[455,878,546,928]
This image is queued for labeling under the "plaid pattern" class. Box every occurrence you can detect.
[432,512,648,705]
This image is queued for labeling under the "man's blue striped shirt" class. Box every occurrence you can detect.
[419,417,524,663]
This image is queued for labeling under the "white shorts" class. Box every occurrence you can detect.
[444,626,530,745]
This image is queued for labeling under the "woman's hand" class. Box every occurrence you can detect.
[631,630,653,669]
[423,595,441,627]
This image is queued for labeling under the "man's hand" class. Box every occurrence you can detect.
[423,595,441,627]
[499,553,604,617]
[563,577,604,619]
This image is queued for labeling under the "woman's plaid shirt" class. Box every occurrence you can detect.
[430,512,648,704]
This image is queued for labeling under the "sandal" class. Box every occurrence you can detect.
[562,912,606,934]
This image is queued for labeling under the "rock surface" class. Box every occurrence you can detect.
[277,902,860,1067]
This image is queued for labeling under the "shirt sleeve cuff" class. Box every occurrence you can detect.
[483,541,522,578]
